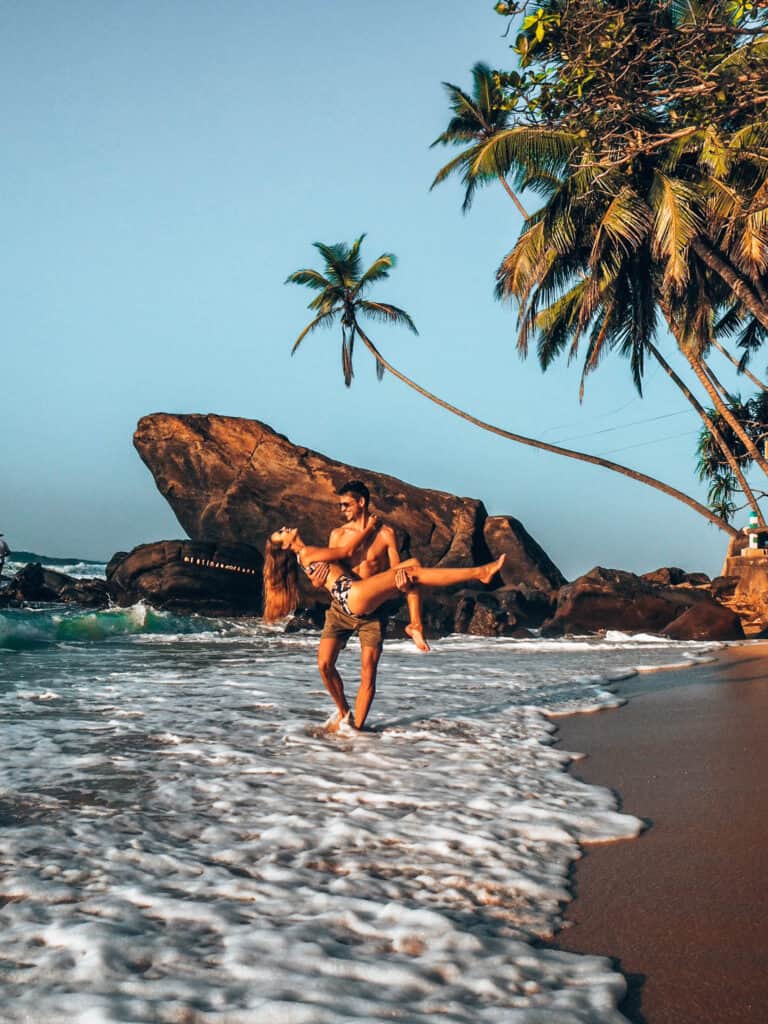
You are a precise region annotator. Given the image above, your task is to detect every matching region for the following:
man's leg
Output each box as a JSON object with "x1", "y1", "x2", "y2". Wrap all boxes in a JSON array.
[
  {"x1": 317, "y1": 637, "x2": 350, "y2": 721},
  {"x1": 354, "y1": 641, "x2": 382, "y2": 730}
]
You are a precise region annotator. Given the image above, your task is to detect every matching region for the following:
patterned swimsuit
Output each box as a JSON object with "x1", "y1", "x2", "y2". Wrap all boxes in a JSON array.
[{"x1": 297, "y1": 555, "x2": 355, "y2": 615}]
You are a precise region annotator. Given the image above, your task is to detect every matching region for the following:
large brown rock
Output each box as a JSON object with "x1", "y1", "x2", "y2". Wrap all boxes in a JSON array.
[
  {"x1": 107, "y1": 540, "x2": 263, "y2": 615},
  {"x1": 663, "y1": 602, "x2": 744, "y2": 641},
  {"x1": 542, "y1": 566, "x2": 740, "y2": 640},
  {"x1": 134, "y1": 414, "x2": 496, "y2": 568},
  {"x1": 484, "y1": 516, "x2": 566, "y2": 593},
  {"x1": 129, "y1": 413, "x2": 571, "y2": 634}
]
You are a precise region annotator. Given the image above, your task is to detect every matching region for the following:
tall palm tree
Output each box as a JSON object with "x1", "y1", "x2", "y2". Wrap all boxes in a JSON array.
[
  {"x1": 495, "y1": 149, "x2": 768, "y2": 522},
  {"x1": 696, "y1": 392, "x2": 768, "y2": 521},
  {"x1": 430, "y1": 62, "x2": 528, "y2": 218},
  {"x1": 287, "y1": 236, "x2": 738, "y2": 536}
]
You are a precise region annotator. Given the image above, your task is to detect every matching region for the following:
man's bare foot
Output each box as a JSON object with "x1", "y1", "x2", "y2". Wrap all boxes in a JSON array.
[
  {"x1": 324, "y1": 709, "x2": 351, "y2": 733},
  {"x1": 479, "y1": 553, "x2": 506, "y2": 585},
  {"x1": 405, "y1": 623, "x2": 431, "y2": 652},
  {"x1": 337, "y1": 710, "x2": 356, "y2": 733}
]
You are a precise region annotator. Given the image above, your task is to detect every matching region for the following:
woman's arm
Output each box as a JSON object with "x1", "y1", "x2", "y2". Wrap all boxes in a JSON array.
[{"x1": 299, "y1": 515, "x2": 379, "y2": 565}]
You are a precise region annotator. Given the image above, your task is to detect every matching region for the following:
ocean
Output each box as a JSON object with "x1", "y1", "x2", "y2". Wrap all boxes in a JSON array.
[{"x1": 0, "y1": 554, "x2": 719, "y2": 1023}]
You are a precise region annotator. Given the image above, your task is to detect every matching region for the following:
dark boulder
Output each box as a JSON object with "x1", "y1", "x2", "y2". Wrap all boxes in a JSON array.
[
  {"x1": 107, "y1": 540, "x2": 263, "y2": 615},
  {"x1": 663, "y1": 602, "x2": 744, "y2": 641},
  {"x1": 483, "y1": 516, "x2": 566, "y2": 593},
  {"x1": 710, "y1": 575, "x2": 739, "y2": 601},
  {"x1": 542, "y1": 566, "x2": 739, "y2": 640},
  {"x1": 642, "y1": 566, "x2": 710, "y2": 587},
  {"x1": 0, "y1": 563, "x2": 109, "y2": 608}
]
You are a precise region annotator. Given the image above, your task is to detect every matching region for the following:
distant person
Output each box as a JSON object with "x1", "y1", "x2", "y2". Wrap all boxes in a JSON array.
[
  {"x1": 263, "y1": 516, "x2": 504, "y2": 729},
  {"x1": 0, "y1": 534, "x2": 9, "y2": 578}
]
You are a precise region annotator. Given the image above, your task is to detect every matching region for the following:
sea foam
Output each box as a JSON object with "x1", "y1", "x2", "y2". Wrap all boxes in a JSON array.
[{"x1": 0, "y1": 615, "x2": 720, "y2": 1022}]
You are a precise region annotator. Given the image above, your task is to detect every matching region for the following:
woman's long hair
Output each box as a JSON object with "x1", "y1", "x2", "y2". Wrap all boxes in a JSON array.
[{"x1": 262, "y1": 539, "x2": 300, "y2": 623}]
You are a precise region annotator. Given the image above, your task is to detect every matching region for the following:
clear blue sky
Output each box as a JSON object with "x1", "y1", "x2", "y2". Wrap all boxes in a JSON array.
[{"x1": 1, "y1": 0, "x2": 757, "y2": 577}]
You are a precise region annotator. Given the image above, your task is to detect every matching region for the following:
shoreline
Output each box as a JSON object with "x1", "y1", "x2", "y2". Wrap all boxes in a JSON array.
[{"x1": 548, "y1": 642, "x2": 768, "y2": 1024}]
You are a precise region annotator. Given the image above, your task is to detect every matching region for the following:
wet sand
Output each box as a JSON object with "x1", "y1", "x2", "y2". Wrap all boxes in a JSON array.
[{"x1": 550, "y1": 644, "x2": 768, "y2": 1024}]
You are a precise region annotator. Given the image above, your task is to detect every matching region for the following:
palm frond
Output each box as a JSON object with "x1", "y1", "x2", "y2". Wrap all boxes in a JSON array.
[
  {"x1": 290, "y1": 309, "x2": 339, "y2": 355},
  {"x1": 430, "y1": 147, "x2": 478, "y2": 191},
  {"x1": 649, "y1": 173, "x2": 702, "y2": 293},
  {"x1": 357, "y1": 301, "x2": 419, "y2": 334},
  {"x1": 346, "y1": 234, "x2": 366, "y2": 284},
  {"x1": 532, "y1": 278, "x2": 590, "y2": 368},
  {"x1": 355, "y1": 254, "x2": 396, "y2": 293},
  {"x1": 736, "y1": 316, "x2": 768, "y2": 358},
  {"x1": 441, "y1": 81, "x2": 484, "y2": 129},
  {"x1": 472, "y1": 128, "x2": 581, "y2": 189},
  {"x1": 313, "y1": 241, "x2": 353, "y2": 286},
  {"x1": 284, "y1": 268, "x2": 332, "y2": 290}
]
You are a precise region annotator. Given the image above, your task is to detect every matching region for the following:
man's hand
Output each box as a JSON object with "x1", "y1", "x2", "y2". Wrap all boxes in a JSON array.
[
  {"x1": 394, "y1": 567, "x2": 415, "y2": 593},
  {"x1": 307, "y1": 562, "x2": 330, "y2": 589}
]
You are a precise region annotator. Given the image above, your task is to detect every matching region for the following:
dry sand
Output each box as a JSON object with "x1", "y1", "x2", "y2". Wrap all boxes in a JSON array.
[{"x1": 550, "y1": 643, "x2": 768, "y2": 1024}]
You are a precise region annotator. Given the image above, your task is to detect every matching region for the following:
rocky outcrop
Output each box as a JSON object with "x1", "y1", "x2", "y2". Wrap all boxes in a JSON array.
[
  {"x1": 128, "y1": 413, "x2": 744, "y2": 639},
  {"x1": 0, "y1": 564, "x2": 109, "y2": 608},
  {"x1": 641, "y1": 566, "x2": 711, "y2": 587},
  {"x1": 134, "y1": 414, "x2": 495, "y2": 569},
  {"x1": 718, "y1": 553, "x2": 768, "y2": 634},
  {"x1": 663, "y1": 601, "x2": 744, "y2": 641},
  {"x1": 129, "y1": 413, "x2": 569, "y2": 631},
  {"x1": 106, "y1": 540, "x2": 263, "y2": 615},
  {"x1": 541, "y1": 566, "x2": 744, "y2": 640},
  {"x1": 483, "y1": 517, "x2": 566, "y2": 593}
]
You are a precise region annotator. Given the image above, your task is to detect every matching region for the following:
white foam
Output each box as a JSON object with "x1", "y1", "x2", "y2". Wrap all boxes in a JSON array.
[{"x1": 0, "y1": 626, "x2": 720, "y2": 1021}]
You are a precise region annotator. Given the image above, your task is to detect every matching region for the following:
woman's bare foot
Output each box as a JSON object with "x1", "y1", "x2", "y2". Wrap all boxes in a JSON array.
[
  {"x1": 405, "y1": 623, "x2": 431, "y2": 652},
  {"x1": 478, "y1": 553, "x2": 506, "y2": 585}
]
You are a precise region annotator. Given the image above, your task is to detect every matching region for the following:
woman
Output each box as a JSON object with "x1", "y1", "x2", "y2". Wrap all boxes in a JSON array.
[{"x1": 263, "y1": 518, "x2": 506, "y2": 632}]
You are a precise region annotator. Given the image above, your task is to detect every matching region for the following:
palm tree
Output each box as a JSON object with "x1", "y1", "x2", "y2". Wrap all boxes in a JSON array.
[
  {"x1": 285, "y1": 235, "x2": 417, "y2": 386},
  {"x1": 494, "y1": 150, "x2": 768, "y2": 523},
  {"x1": 697, "y1": 392, "x2": 768, "y2": 520},
  {"x1": 287, "y1": 236, "x2": 738, "y2": 536},
  {"x1": 430, "y1": 62, "x2": 528, "y2": 218}
]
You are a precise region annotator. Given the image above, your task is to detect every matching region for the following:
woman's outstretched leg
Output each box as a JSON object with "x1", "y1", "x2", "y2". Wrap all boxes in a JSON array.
[
  {"x1": 410, "y1": 553, "x2": 505, "y2": 589},
  {"x1": 346, "y1": 555, "x2": 506, "y2": 618}
]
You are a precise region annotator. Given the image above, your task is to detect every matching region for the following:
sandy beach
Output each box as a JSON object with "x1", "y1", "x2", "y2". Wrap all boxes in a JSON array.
[{"x1": 551, "y1": 643, "x2": 768, "y2": 1024}]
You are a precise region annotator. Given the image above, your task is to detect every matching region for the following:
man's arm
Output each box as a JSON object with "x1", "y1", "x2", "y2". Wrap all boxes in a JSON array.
[
  {"x1": 381, "y1": 525, "x2": 401, "y2": 569},
  {"x1": 302, "y1": 516, "x2": 378, "y2": 564}
]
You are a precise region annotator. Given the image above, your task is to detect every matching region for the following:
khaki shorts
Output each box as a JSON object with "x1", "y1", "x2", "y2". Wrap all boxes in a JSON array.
[{"x1": 321, "y1": 601, "x2": 384, "y2": 649}]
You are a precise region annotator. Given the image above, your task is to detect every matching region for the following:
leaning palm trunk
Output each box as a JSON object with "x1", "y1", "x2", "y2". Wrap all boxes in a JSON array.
[
  {"x1": 711, "y1": 338, "x2": 768, "y2": 394},
  {"x1": 354, "y1": 325, "x2": 738, "y2": 537},
  {"x1": 690, "y1": 238, "x2": 768, "y2": 333},
  {"x1": 649, "y1": 341, "x2": 765, "y2": 526},
  {"x1": 683, "y1": 349, "x2": 768, "y2": 479}
]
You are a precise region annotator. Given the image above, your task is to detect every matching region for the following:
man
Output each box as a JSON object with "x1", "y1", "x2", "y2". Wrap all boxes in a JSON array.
[
  {"x1": 311, "y1": 480, "x2": 427, "y2": 731},
  {"x1": 0, "y1": 534, "x2": 9, "y2": 578}
]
